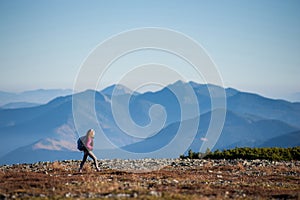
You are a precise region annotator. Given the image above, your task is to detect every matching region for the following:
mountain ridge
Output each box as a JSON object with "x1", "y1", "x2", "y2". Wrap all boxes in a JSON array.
[
  {"x1": 0, "y1": 82, "x2": 299, "y2": 164},
  {"x1": 0, "y1": 89, "x2": 73, "y2": 107}
]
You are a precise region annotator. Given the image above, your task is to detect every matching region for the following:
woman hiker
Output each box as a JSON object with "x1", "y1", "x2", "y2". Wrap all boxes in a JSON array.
[{"x1": 78, "y1": 129, "x2": 100, "y2": 172}]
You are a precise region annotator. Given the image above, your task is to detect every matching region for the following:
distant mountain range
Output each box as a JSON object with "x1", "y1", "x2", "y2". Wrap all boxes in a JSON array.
[
  {"x1": 259, "y1": 131, "x2": 300, "y2": 147},
  {"x1": 1, "y1": 102, "x2": 41, "y2": 109},
  {"x1": 0, "y1": 82, "x2": 299, "y2": 165},
  {"x1": 287, "y1": 92, "x2": 300, "y2": 102},
  {"x1": 0, "y1": 89, "x2": 73, "y2": 107}
]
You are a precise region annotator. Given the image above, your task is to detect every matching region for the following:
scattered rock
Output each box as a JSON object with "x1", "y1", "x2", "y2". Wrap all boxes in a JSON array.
[
  {"x1": 149, "y1": 190, "x2": 161, "y2": 197},
  {"x1": 0, "y1": 159, "x2": 299, "y2": 199}
]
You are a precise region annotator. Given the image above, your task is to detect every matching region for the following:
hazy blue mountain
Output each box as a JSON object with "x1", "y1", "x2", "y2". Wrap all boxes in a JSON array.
[
  {"x1": 189, "y1": 82, "x2": 300, "y2": 128},
  {"x1": 0, "y1": 90, "x2": 142, "y2": 158},
  {"x1": 0, "y1": 89, "x2": 73, "y2": 107},
  {"x1": 128, "y1": 80, "x2": 214, "y2": 126},
  {"x1": 0, "y1": 138, "x2": 81, "y2": 165},
  {"x1": 287, "y1": 92, "x2": 300, "y2": 103},
  {"x1": 190, "y1": 82, "x2": 300, "y2": 128},
  {"x1": 101, "y1": 84, "x2": 139, "y2": 97},
  {"x1": 0, "y1": 81, "x2": 300, "y2": 164},
  {"x1": 123, "y1": 109, "x2": 298, "y2": 154},
  {"x1": 2, "y1": 113, "x2": 298, "y2": 165},
  {"x1": 213, "y1": 113, "x2": 298, "y2": 150},
  {"x1": 227, "y1": 91, "x2": 300, "y2": 128},
  {"x1": 122, "y1": 121, "x2": 181, "y2": 153},
  {"x1": 0, "y1": 91, "x2": 15, "y2": 101},
  {"x1": 259, "y1": 131, "x2": 300, "y2": 148},
  {"x1": 0, "y1": 95, "x2": 75, "y2": 156},
  {"x1": 0, "y1": 94, "x2": 73, "y2": 129},
  {"x1": 128, "y1": 88, "x2": 181, "y2": 126},
  {"x1": 1, "y1": 102, "x2": 40, "y2": 109}
]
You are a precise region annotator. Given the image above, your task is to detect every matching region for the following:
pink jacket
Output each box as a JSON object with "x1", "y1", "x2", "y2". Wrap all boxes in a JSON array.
[{"x1": 85, "y1": 136, "x2": 94, "y2": 151}]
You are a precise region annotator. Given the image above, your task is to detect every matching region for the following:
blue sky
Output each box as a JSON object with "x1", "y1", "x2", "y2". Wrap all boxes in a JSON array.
[{"x1": 0, "y1": 0, "x2": 299, "y2": 100}]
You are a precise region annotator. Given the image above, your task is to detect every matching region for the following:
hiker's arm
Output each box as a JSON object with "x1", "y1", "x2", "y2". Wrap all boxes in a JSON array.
[{"x1": 86, "y1": 137, "x2": 93, "y2": 151}]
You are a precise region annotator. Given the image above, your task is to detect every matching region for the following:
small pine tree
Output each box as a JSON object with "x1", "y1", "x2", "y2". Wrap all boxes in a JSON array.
[
  {"x1": 205, "y1": 148, "x2": 211, "y2": 155},
  {"x1": 188, "y1": 149, "x2": 193, "y2": 159}
]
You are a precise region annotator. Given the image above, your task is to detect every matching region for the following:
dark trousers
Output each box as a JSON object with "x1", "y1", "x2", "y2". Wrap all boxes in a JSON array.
[{"x1": 79, "y1": 149, "x2": 99, "y2": 170}]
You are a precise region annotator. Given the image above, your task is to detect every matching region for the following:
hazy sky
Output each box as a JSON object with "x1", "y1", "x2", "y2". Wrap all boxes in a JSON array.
[{"x1": 0, "y1": 0, "x2": 299, "y2": 100}]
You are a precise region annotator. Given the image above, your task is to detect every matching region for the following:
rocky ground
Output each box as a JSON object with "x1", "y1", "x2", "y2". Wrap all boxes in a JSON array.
[{"x1": 0, "y1": 159, "x2": 299, "y2": 199}]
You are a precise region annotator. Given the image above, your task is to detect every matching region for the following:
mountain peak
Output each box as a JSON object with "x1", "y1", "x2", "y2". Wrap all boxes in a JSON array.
[{"x1": 101, "y1": 84, "x2": 139, "y2": 97}]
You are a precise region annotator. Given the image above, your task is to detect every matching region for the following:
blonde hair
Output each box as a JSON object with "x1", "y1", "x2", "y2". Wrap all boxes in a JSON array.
[{"x1": 86, "y1": 129, "x2": 95, "y2": 138}]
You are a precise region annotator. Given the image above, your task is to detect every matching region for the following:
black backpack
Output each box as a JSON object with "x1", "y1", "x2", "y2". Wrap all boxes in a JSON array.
[{"x1": 77, "y1": 137, "x2": 85, "y2": 151}]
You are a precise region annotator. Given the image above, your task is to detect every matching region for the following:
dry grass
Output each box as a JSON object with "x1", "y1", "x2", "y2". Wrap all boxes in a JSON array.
[{"x1": 0, "y1": 160, "x2": 299, "y2": 199}]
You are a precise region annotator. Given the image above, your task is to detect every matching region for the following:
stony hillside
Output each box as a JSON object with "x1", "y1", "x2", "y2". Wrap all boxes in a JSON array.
[{"x1": 0, "y1": 159, "x2": 299, "y2": 199}]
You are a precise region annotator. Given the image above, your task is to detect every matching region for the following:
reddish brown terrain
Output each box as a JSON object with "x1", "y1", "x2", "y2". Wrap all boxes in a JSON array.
[{"x1": 0, "y1": 159, "x2": 299, "y2": 199}]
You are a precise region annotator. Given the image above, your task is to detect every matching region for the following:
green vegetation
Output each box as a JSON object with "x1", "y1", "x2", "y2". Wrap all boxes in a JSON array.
[
  {"x1": 180, "y1": 149, "x2": 208, "y2": 159},
  {"x1": 181, "y1": 147, "x2": 300, "y2": 161}
]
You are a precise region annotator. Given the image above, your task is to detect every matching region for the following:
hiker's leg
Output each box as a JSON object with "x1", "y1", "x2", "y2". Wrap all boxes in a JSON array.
[
  {"x1": 79, "y1": 151, "x2": 88, "y2": 171},
  {"x1": 88, "y1": 151, "x2": 99, "y2": 171}
]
